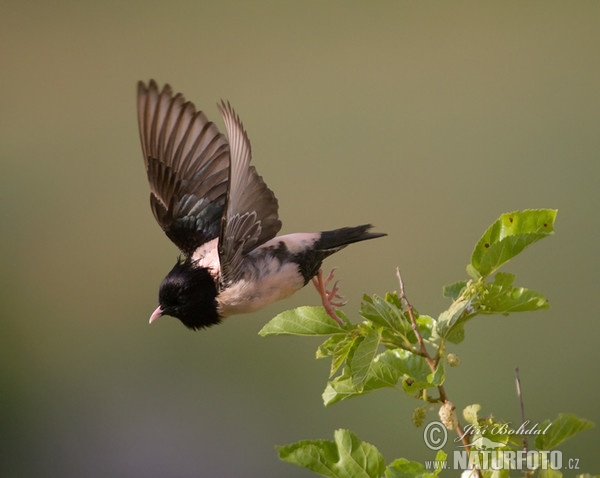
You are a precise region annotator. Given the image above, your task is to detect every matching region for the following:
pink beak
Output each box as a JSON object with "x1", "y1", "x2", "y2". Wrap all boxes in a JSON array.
[{"x1": 149, "y1": 306, "x2": 164, "y2": 324}]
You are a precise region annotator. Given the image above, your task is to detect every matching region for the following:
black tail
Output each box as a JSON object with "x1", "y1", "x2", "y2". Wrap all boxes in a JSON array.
[
  {"x1": 296, "y1": 225, "x2": 386, "y2": 284},
  {"x1": 316, "y1": 224, "x2": 386, "y2": 251}
]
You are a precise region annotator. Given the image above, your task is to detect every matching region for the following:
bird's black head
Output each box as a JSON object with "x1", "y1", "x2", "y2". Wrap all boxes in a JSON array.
[{"x1": 152, "y1": 259, "x2": 220, "y2": 330}]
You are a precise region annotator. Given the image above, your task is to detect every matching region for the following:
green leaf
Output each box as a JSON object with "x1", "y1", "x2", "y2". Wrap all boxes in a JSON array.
[
  {"x1": 470, "y1": 209, "x2": 557, "y2": 278},
  {"x1": 259, "y1": 306, "x2": 345, "y2": 336},
  {"x1": 537, "y1": 468, "x2": 563, "y2": 478},
  {"x1": 466, "y1": 263, "x2": 482, "y2": 280},
  {"x1": 385, "y1": 291, "x2": 403, "y2": 309},
  {"x1": 436, "y1": 297, "x2": 474, "y2": 344},
  {"x1": 444, "y1": 323, "x2": 465, "y2": 344},
  {"x1": 350, "y1": 327, "x2": 382, "y2": 390},
  {"x1": 437, "y1": 271, "x2": 549, "y2": 344},
  {"x1": 433, "y1": 450, "x2": 447, "y2": 466},
  {"x1": 442, "y1": 281, "x2": 468, "y2": 300},
  {"x1": 463, "y1": 404, "x2": 481, "y2": 426},
  {"x1": 317, "y1": 334, "x2": 361, "y2": 377},
  {"x1": 481, "y1": 469, "x2": 511, "y2": 478},
  {"x1": 427, "y1": 361, "x2": 444, "y2": 387},
  {"x1": 386, "y1": 349, "x2": 438, "y2": 388},
  {"x1": 278, "y1": 429, "x2": 386, "y2": 478},
  {"x1": 385, "y1": 451, "x2": 446, "y2": 477},
  {"x1": 535, "y1": 413, "x2": 595, "y2": 450},
  {"x1": 322, "y1": 372, "x2": 361, "y2": 405},
  {"x1": 360, "y1": 294, "x2": 409, "y2": 334},
  {"x1": 317, "y1": 335, "x2": 344, "y2": 358},
  {"x1": 476, "y1": 272, "x2": 549, "y2": 314},
  {"x1": 323, "y1": 349, "x2": 433, "y2": 405},
  {"x1": 416, "y1": 315, "x2": 435, "y2": 341},
  {"x1": 385, "y1": 458, "x2": 435, "y2": 477}
]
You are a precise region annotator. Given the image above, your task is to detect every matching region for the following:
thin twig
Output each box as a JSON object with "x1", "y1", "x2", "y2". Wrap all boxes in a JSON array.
[
  {"x1": 396, "y1": 267, "x2": 479, "y2": 476},
  {"x1": 515, "y1": 368, "x2": 533, "y2": 477},
  {"x1": 515, "y1": 367, "x2": 528, "y2": 451},
  {"x1": 396, "y1": 267, "x2": 429, "y2": 359}
]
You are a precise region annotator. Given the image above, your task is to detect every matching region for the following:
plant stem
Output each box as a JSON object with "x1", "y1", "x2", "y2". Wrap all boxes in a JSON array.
[
  {"x1": 396, "y1": 268, "x2": 481, "y2": 476},
  {"x1": 396, "y1": 268, "x2": 429, "y2": 359},
  {"x1": 516, "y1": 367, "x2": 534, "y2": 478}
]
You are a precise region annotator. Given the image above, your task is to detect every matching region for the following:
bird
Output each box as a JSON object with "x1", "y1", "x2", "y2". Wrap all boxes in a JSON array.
[{"x1": 137, "y1": 80, "x2": 386, "y2": 330}]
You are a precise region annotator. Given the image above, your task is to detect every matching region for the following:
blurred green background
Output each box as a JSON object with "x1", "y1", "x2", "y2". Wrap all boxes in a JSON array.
[{"x1": 2, "y1": 2, "x2": 599, "y2": 476}]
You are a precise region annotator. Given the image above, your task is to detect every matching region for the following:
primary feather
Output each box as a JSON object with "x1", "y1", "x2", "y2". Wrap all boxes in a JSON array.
[{"x1": 137, "y1": 80, "x2": 229, "y2": 256}]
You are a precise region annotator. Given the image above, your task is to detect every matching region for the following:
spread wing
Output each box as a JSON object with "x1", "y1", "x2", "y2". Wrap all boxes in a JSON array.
[
  {"x1": 217, "y1": 101, "x2": 281, "y2": 285},
  {"x1": 137, "y1": 80, "x2": 230, "y2": 257}
]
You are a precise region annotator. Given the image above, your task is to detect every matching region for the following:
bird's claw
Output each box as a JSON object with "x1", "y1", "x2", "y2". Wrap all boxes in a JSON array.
[{"x1": 312, "y1": 268, "x2": 347, "y2": 325}]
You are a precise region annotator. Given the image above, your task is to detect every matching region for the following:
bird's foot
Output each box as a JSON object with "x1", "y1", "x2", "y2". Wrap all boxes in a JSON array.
[{"x1": 311, "y1": 268, "x2": 347, "y2": 325}]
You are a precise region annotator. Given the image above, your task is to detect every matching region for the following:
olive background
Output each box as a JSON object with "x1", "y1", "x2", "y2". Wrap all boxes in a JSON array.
[{"x1": 2, "y1": 2, "x2": 599, "y2": 476}]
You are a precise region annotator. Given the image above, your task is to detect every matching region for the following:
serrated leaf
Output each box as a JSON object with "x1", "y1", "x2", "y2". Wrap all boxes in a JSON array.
[
  {"x1": 444, "y1": 323, "x2": 465, "y2": 344},
  {"x1": 385, "y1": 291, "x2": 403, "y2": 309},
  {"x1": 416, "y1": 315, "x2": 435, "y2": 340},
  {"x1": 387, "y1": 349, "x2": 436, "y2": 388},
  {"x1": 350, "y1": 327, "x2": 382, "y2": 389},
  {"x1": 463, "y1": 404, "x2": 481, "y2": 426},
  {"x1": 317, "y1": 335, "x2": 345, "y2": 358},
  {"x1": 434, "y1": 450, "x2": 447, "y2": 470},
  {"x1": 331, "y1": 338, "x2": 359, "y2": 377},
  {"x1": 323, "y1": 373, "x2": 360, "y2": 405},
  {"x1": 278, "y1": 429, "x2": 386, "y2": 478},
  {"x1": 385, "y1": 453, "x2": 445, "y2": 477},
  {"x1": 259, "y1": 306, "x2": 345, "y2": 336},
  {"x1": 471, "y1": 209, "x2": 557, "y2": 278},
  {"x1": 436, "y1": 298, "x2": 474, "y2": 344},
  {"x1": 323, "y1": 349, "x2": 433, "y2": 405},
  {"x1": 535, "y1": 413, "x2": 595, "y2": 450},
  {"x1": 384, "y1": 458, "x2": 432, "y2": 477},
  {"x1": 477, "y1": 273, "x2": 549, "y2": 314},
  {"x1": 427, "y1": 361, "x2": 445, "y2": 386},
  {"x1": 443, "y1": 281, "x2": 468, "y2": 300},
  {"x1": 360, "y1": 294, "x2": 409, "y2": 333},
  {"x1": 318, "y1": 334, "x2": 361, "y2": 377},
  {"x1": 438, "y1": 271, "x2": 549, "y2": 344}
]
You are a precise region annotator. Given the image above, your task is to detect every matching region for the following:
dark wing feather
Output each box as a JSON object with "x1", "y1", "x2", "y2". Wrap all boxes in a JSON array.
[
  {"x1": 217, "y1": 101, "x2": 281, "y2": 284},
  {"x1": 137, "y1": 80, "x2": 230, "y2": 256}
]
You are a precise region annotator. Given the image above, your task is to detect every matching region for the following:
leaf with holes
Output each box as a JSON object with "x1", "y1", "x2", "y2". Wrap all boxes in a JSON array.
[{"x1": 470, "y1": 209, "x2": 557, "y2": 278}]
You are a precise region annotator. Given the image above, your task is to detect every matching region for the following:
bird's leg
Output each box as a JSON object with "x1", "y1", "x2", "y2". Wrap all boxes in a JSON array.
[{"x1": 311, "y1": 268, "x2": 347, "y2": 325}]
